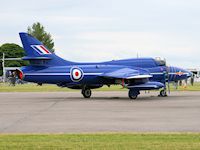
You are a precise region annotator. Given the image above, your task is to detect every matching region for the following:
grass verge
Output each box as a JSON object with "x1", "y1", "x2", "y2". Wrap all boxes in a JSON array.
[
  {"x1": 0, "y1": 83, "x2": 200, "y2": 92},
  {"x1": 0, "y1": 133, "x2": 199, "y2": 150},
  {"x1": 0, "y1": 83, "x2": 126, "y2": 92}
]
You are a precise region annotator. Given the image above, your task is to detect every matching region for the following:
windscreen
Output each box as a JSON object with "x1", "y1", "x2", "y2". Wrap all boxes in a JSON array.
[{"x1": 154, "y1": 57, "x2": 166, "y2": 66}]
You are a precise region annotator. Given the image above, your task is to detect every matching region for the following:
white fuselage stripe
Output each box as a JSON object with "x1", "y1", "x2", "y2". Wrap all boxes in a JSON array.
[
  {"x1": 24, "y1": 72, "x2": 188, "y2": 76},
  {"x1": 24, "y1": 73, "x2": 103, "y2": 76},
  {"x1": 151, "y1": 73, "x2": 188, "y2": 75},
  {"x1": 151, "y1": 73, "x2": 163, "y2": 75}
]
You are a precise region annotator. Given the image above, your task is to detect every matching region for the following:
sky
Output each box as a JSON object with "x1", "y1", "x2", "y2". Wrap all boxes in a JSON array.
[{"x1": 0, "y1": 0, "x2": 200, "y2": 68}]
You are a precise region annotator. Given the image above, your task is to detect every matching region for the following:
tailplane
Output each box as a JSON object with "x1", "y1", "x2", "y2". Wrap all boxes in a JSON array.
[{"x1": 19, "y1": 32, "x2": 73, "y2": 66}]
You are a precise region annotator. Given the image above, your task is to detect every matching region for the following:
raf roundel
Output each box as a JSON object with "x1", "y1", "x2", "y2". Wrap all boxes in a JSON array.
[{"x1": 70, "y1": 67, "x2": 84, "y2": 82}]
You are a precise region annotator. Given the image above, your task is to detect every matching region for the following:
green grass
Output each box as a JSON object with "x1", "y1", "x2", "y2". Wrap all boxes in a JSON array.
[
  {"x1": 0, "y1": 82, "x2": 200, "y2": 92},
  {"x1": 0, "y1": 83, "x2": 126, "y2": 92},
  {"x1": 175, "y1": 83, "x2": 200, "y2": 91},
  {"x1": 0, "y1": 133, "x2": 199, "y2": 150},
  {"x1": 0, "y1": 83, "x2": 74, "y2": 92}
]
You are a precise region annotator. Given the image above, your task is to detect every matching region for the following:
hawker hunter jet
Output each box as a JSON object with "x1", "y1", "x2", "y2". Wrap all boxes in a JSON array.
[{"x1": 16, "y1": 33, "x2": 192, "y2": 99}]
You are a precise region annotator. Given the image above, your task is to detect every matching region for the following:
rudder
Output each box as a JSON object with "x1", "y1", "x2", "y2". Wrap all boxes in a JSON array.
[{"x1": 19, "y1": 32, "x2": 73, "y2": 66}]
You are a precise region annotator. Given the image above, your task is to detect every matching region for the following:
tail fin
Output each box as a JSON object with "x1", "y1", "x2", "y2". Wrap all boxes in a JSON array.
[{"x1": 19, "y1": 32, "x2": 73, "y2": 66}]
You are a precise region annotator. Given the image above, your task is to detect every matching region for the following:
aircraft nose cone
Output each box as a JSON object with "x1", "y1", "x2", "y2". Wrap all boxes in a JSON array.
[
  {"x1": 186, "y1": 70, "x2": 193, "y2": 78},
  {"x1": 168, "y1": 66, "x2": 192, "y2": 81},
  {"x1": 179, "y1": 68, "x2": 192, "y2": 78}
]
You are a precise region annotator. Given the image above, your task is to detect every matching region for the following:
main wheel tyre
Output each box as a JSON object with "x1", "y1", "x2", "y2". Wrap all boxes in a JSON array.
[
  {"x1": 82, "y1": 89, "x2": 92, "y2": 98},
  {"x1": 160, "y1": 89, "x2": 167, "y2": 97},
  {"x1": 128, "y1": 90, "x2": 139, "y2": 100}
]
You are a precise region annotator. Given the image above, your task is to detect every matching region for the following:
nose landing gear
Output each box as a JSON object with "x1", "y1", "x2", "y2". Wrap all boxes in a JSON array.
[{"x1": 159, "y1": 89, "x2": 167, "y2": 97}]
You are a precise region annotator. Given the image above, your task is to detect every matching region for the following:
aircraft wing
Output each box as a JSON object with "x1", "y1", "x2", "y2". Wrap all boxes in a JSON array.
[
  {"x1": 100, "y1": 68, "x2": 152, "y2": 79},
  {"x1": 100, "y1": 68, "x2": 164, "y2": 90}
]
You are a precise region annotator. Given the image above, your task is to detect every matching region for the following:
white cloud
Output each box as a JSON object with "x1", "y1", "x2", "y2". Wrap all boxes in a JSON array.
[
  {"x1": 0, "y1": 0, "x2": 200, "y2": 68},
  {"x1": 54, "y1": 31, "x2": 200, "y2": 68},
  {"x1": 45, "y1": 16, "x2": 111, "y2": 24}
]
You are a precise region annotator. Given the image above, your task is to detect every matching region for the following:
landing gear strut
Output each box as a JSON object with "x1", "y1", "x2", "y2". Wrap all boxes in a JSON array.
[
  {"x1": 159, "y1": 89, "x2": 167, "y2": 97},
  {"x1": 128, "y1": 89, "x2": 140, "y2": 100},
  {"x1": 81, "y1": 88, "x2": 92, "y2": 98}
]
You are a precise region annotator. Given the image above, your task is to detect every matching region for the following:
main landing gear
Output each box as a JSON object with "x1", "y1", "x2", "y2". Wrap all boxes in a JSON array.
[
  {"x1": 128, "y1": 89, "x2": 140, "y2": 100},
  {"x1": 81, "y1": 88, "x2": 92, "y2": 98}
]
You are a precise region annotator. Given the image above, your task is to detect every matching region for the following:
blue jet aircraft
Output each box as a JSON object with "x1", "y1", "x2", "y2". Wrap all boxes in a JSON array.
[{"x1": 16, "y1": 33, "x2": 192, "y2": 99}]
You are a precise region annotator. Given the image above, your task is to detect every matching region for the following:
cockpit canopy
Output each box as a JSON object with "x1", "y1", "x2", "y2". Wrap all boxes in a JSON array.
[{"x1": 154, "y1": 57, "x2": 166, "y2": 66}]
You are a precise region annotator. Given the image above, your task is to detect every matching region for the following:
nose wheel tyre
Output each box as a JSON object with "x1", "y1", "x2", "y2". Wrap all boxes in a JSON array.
[
  {"x1": 82, "y1": 88, "x2": 92, "y2": 98},
  {"x1": 159, "y1": 89, "x2": 167, "y2": 97}
]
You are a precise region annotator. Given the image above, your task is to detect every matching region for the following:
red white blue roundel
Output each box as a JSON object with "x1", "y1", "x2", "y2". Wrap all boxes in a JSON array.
[{"x1": 70, "y1": 67, "x2": 84, "y2": 82}]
